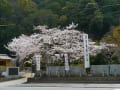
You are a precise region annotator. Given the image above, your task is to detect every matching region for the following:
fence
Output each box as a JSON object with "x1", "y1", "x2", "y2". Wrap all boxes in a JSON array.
[{"x1": 46, "y1": 65, "x2": 120, "y2": 76}]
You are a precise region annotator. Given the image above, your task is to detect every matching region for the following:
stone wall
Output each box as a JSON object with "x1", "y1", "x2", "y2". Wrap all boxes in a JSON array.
[{"x1": 46, "y1": 65, "x2": 120, "y2": 76}]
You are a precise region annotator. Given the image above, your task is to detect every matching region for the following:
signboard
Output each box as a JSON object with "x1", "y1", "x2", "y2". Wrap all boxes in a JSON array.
[
  {"x1": 35, "y1": 54, "x2": 41, "y2": 71},
  {"x1": 83, "y1": 34, "x2": 90, "y2": 68},
  {"x1": 64, "y1": 53, "x2": 70, "y2": 71},
  {"x1": 8, "y1": 67, "x2": 19, "y2": 75}
]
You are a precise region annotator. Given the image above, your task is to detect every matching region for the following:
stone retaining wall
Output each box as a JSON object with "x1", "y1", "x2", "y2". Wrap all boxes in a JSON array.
[{"x1": 46, "y1": 65, "x2": 120, "y2": 76}]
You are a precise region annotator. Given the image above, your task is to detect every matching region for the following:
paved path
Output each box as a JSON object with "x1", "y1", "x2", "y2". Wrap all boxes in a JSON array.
[
  {"x1": 0, "y1": 87, "x2": 117, "y2": 90},
  {"x1": 15, "y1": 83, "x2": 120, "y2": 88},
  {"x1": 0, "y1": 78, "x2": 27, "y2": 87}
]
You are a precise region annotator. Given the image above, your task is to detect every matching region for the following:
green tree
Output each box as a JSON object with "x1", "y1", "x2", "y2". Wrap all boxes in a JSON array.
[
  {"x1": 90, "y1": 53, "x2": 107, "y2": 65},
  {"x1": 29, "y1": 9, "x2": 59, "y2": 27},
  {"x1": 102, "y1": 26, "x2": 120, "y2": 47},
  {"x1": 17, "y1": 0, "x2": 37, "y2": 15},
  {"x1": 0, "y1": 0, "x2": 13, "y2": 23},
  {"x1": 77, "y1": 0, "x2": 104, "y2": 40}
]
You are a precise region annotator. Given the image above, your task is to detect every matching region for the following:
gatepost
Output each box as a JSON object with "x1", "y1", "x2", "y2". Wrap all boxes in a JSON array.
[
  {"x1": 83, "y1": 34, "x2": 91, "y2": 76},
  {"x1": 64, "y1": 53, "x2": 70, "y2": 76},
  {"x1": 34, "y1": 53, "x2": 41, "y2": 78}
]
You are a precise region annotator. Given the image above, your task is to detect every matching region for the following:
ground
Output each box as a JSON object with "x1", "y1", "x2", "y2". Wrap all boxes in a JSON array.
[{"x1": 0, "y1": 87, "x2": 117, "y2": 90}]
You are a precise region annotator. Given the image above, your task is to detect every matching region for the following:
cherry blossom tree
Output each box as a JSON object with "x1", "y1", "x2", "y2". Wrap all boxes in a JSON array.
[{"x1": 6, "y1": 23, "x2": 113, "y2": 64}]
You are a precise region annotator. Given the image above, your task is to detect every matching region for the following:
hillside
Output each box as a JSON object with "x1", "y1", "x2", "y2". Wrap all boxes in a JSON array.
[{"x1": 0, "y1": 0, "x2": 120, "y2": 54}]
